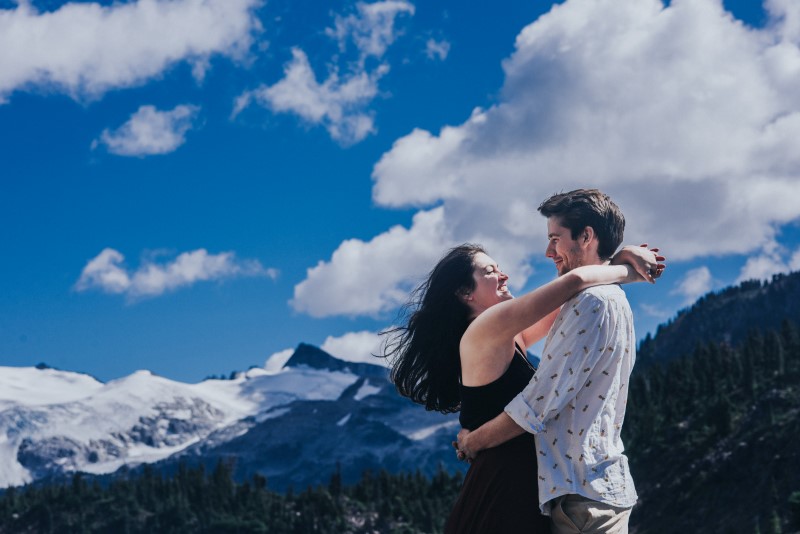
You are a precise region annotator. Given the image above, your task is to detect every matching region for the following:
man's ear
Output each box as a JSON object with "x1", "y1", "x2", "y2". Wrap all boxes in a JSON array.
[{"x1": 581, "y1": 226, "x2": 596, "y2": 248}]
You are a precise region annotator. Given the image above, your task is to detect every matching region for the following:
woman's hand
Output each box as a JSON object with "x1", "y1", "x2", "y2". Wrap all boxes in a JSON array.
[
  {"x1": 612, "y1": 244, "x2": 666, "y2": 283},
  {"x1": 453, "y1": 428, "x2": 477, "y2": 462}
]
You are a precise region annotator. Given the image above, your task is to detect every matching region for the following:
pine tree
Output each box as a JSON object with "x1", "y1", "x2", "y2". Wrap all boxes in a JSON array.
[
  {"x1": 211, "y1": 459, "x2": 236, "y2": 511},
  {"x1": 709, "y1": 393, "x2": 733, "y2": 435},
  {"x1": 765, "y1": 330, "x2": 785, "y2": 379},
  {"x1": 741, "y1": 341, "x2": 758, "y2": 401},
  {"x1": 328, "y1": 461, "x2": 342, "y2": 500},
  {"x1": 781, "y1": 320, "x2": 800, "y2": 376},
  {"x1": 768, "y1": 507, "x2": 783, "y2": 534},
  {"x1": 788, "y1": 491, "x2": 800, "y2": 529}
]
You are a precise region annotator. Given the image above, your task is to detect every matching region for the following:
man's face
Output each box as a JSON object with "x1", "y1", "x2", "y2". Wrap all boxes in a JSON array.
[{"x1": 545, "y1": 217, "x2": 585, "y2": 276}]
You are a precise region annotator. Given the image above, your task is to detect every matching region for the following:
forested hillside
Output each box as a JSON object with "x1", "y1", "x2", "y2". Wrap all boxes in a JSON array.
[
  {"x1": 637, "y1": 271, "x2": 800, "y2": 367},
  {"x1": 626, "y1": 320, "x2": 800, "y2": 533},
  {"x1": 624, "y1": 272, "x2": 800, "y2": 533}
]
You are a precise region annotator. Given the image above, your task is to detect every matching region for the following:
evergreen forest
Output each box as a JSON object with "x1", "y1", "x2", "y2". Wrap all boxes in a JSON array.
[
  {"x1": 0, "y1": 462, "x2": 463, "y2": 533},
  {"x1": 626, "y1": 319, "x2": 800, "y2": 533}
]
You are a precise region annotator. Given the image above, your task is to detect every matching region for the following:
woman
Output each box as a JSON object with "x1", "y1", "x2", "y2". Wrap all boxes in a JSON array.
[{"x1": 382, "y1": 243, "x2": 661, "y2": 532}]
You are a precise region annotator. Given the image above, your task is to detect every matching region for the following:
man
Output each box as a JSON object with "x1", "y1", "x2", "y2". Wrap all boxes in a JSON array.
[{"x1": 457, "y1": 189, "x2": 661, "y2": 533}]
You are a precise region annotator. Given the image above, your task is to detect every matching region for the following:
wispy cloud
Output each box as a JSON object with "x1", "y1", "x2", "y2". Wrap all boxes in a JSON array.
[
  {"x1": 94, "y1": 105, "x2": 200, "y2": 156},
  {"x1": 672, "y1": 266, "x2": 714, "y2": 306},
  {"x1": 0, "y1": 0, "x2": 261, "y2": 103},
  {"x1": 292, "y1": 0, "x2": 800, "y2": 317},
  {"x1": 75, "y1": 248, "x2": 277, "y2": 300},
  {"x1": 234, "y1": 49, "x2": 386, "y2": 145},
  {"x1": 234, "y1": 1, "x2": 414, "y2": 145},
  {"x1": 425, "y1": 38, "x2": 450, "y2": 61},
  {"x1": 640, "y1": 303, "x2": 672, "y2": 320},
  {"x1": 326, "y1": 0, "x2": 415, "y2": 63}
]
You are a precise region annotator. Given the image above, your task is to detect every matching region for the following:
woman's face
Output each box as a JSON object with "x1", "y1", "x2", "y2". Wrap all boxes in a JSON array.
[{"x1": 466, "y1": 252, "x2": 513, "y2": 316}]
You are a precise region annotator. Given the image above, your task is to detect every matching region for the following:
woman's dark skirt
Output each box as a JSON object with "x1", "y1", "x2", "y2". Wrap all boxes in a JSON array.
[{"x1": 445, "y1": 433, "x2": 551, "y2": 534}]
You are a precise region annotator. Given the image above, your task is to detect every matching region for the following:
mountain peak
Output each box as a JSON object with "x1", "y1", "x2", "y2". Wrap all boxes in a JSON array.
[
  {"x1": 284, "y1": 343, "x2": 341, "y2": 371},
  {"x1": 283, "y1": 343, "x2": 388, "y2": 379}
]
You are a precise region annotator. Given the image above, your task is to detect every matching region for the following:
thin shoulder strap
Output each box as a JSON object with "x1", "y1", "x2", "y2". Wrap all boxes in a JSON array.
[{"x1": 514, "y1": 342, "x2": 536, "y2": 372}]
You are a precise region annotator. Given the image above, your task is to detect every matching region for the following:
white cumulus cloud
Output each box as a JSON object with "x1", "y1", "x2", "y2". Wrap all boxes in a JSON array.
[
  {"x1": 94, "y1": 104, "x2": 200, "y2": 156},
  {"x1": 264, "y1": 348, "x2": 295, "y2": 374},
  {"x1": 75, "y1": 248, "x2": 277, "y2": 300},
  {"x1": 290, "y1": 208, "x2": 454, "y2": 317},
  {"x1": 263, "y1": 330, "x2": 389, "y2": 373},
  {"x1": 74, "y1": 248, "x2": 132, "y2": 294},
  {"x1": 292, "y1": 0, "x2": 800, "y2": 317},
  {"x1": 672, "y1": 266, "x2": 714, "y2": 305},
  {"x1": 737, "y1": 242, "x2": 800, "y2": 282},
  {"x1": 321, "y1": 330, "x2": 389, "y2": 367},
  {"x1": 234, "y1": 1, "x2": 413, "y2": 145},
  {"x1": 0, "y1": 0, "x2": 261, "y2": 103},
  {"x1": 792, "y1": 248, "x2": 800, "y2": 271}
]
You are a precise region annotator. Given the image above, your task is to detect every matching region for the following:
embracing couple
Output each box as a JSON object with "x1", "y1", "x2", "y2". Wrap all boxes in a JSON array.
[{"x1": 383, "y1": 189, "x2": 665, "y2": 533}]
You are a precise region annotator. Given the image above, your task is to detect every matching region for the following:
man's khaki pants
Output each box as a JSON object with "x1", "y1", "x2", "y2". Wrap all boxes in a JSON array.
[{"x1": 550, "y1": 494, "x2": 632, "y2": 534}]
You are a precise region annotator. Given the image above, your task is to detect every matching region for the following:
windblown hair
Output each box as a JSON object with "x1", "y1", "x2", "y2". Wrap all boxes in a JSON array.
[
  {"x1": 380, "y1": 244, "x2": 485, "y2": 413},
  {"x1": 538, "y1": 188, "x2": 625, "y2": 259}
]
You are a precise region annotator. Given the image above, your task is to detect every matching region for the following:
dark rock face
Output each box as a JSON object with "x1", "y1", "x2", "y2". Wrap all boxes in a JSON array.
[
  {"x1": 284, "y1": 343, "x2": 389, "y2": 379},
  {"x1": 126, "y1": 398, "x2": 227, "y2": 447},
  {"x1": 17, "y1": 437, "x2": 81, "y2": 476}
]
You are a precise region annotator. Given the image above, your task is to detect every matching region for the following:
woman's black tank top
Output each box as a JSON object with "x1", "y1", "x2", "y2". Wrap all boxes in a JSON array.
[{"x1": 459, "y1": 347, "x2": 535, "y2": 431}]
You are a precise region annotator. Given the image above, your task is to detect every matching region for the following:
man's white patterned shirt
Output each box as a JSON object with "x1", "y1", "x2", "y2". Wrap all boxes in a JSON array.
[{"x1": 505, "y1": 284, "x2": 638, "y2": 515}]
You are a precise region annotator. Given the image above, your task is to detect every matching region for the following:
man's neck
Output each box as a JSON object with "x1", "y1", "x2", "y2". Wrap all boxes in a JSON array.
[{"x1": 580, "y1": 253, "x2": 604, "y2": 267}]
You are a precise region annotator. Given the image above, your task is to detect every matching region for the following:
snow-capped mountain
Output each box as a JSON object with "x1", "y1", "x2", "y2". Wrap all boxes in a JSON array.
[{"x1": 0, "y1": 344, "x2": 462, "y2": 490}]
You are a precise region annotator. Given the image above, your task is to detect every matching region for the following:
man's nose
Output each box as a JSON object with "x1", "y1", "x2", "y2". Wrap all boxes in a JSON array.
[{"x1": 545, "y1": 242, "x2": 555, "y2": 257}]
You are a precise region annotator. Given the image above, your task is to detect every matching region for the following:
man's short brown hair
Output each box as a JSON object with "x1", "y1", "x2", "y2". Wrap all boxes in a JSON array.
[{"x1": 538, "y1": 189, "x2": 625, "y2": 260}]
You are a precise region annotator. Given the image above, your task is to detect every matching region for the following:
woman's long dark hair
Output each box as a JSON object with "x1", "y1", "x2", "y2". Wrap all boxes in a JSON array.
[{"x1": 381, "y1": 244, "x2": 485, "y2": 413}]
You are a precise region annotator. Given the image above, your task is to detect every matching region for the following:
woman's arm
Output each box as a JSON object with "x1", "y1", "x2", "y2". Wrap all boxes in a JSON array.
[
  {"x1": 518, "y1": 308, "x2": 560, "y2": 349},
  {"x1": 516, "y1": 246, "x2": 663, "y2": 347},
  {"x1": 466, "y1": 262, "x2": 647, "y2": 348}
]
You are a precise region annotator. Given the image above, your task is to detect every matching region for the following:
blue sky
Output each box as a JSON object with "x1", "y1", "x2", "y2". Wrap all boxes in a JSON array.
[{"x1": 2, "y1": 0, "x2": 799, "y2": 382}]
